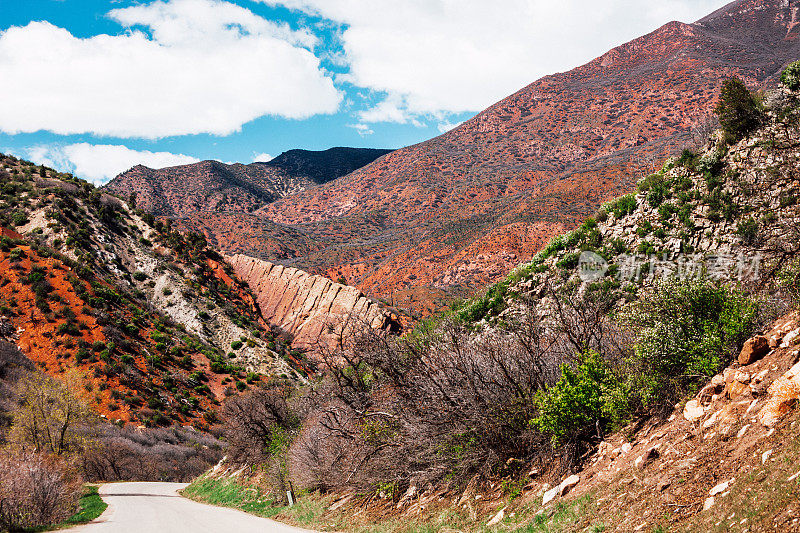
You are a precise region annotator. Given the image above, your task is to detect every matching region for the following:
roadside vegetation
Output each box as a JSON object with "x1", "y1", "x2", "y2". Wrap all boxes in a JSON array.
[{"x1": 178, "y1": 69, "x2": 800, "y2": 531}]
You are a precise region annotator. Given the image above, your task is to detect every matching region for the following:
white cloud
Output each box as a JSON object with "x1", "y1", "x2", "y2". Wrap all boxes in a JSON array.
[
  {"x1": 348, "y1": 123, "x2": 374, "y2": 136},
  {"x1": 437, "y1": 121, "x2": 463, "y2": 134},
  {"x1": 28, "y1": 143, "x2": 199, "y2": 184},
  {"x1": 264, "y1": 0, "x2": 731, "y2": 122},
  {"x1": 0, "y1": 0, "x2": 342, "y2": 138},
  {"x1": 252, "y1": 152, "x2": 274, "y2": 162}
]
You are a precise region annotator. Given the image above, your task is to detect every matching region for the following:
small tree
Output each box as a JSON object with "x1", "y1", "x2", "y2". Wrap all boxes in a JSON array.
[
  {"x1": 10, "y1": 371, "x2": 92, "y2": 455},
  {"x1": 714, "y1": 77, "x2": 762, "y2": 144}
]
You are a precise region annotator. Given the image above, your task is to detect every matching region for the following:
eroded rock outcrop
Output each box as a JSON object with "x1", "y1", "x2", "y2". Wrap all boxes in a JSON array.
[{"x1": 226, "y1": 254, "x2": 400, "y2": 352}]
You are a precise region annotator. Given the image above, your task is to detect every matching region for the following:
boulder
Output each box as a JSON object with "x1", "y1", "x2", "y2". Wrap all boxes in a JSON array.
[
  {"x1": 738, "y1": 335, "x2": 770, "y2": 365},
  {"x1": 759, "y1": 361, "x2": 800, "y2": 427},
  {"x1": 542, "y1": 485, "x2": 559, "y2": 506},
  {"x1": 559, "y1": 474, "x2": 580, "y2": 496},
  {"x1": 634, "y1": 447, "x2": 660, "y2": 469},
  {"x1": 684, "y1": 400, "x2": 704, "y2": 422}
]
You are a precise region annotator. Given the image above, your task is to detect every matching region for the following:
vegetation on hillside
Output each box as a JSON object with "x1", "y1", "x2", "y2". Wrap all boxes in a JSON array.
[{"x1": 189, "y1": 71, "x2": 800, "y2": 532}]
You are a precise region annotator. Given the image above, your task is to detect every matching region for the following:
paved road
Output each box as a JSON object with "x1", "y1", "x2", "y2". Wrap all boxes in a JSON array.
[{"x1": 70, "y1": 482, "x2": 315, "y2": 533}]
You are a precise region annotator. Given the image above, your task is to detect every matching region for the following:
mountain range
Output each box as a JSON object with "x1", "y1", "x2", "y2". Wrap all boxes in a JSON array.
[{"x1": 107, "y1": 0, "x2": 800, "y2": 315}]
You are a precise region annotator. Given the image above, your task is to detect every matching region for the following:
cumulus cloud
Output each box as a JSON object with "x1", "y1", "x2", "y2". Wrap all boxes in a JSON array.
[
  {"x1": 264, "y1": 0, "x2": 730, "y2": 122},
  {"x1": 252, "y1": 152, "x2": 274, "y2": 162},
  {"x1": 0, "y1": 0, "x2": 342, "y2": 138},
  {"x1": 28, "y1": 144, "x2": 200, "y2": 184}
]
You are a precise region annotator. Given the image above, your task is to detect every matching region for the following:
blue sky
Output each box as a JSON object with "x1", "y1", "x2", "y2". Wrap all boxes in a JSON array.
[{"x1": 0, "y1": 0, "x2": 731, "y2": 184}]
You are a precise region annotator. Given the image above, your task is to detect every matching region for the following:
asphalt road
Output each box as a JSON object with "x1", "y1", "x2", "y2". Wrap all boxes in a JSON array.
[{"x1": 70, "y1": 482, "x2": 315, "y2": 533}]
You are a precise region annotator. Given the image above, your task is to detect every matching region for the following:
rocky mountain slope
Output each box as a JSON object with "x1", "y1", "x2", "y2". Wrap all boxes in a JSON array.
[
  {"x1": 214, "y1": 0, "x2": 800, "y2": 310},
  {"x1": 104, "y1": 148, "x2": 391, "y2": 259},
  {"x1": 186, "y1": 85, "x2": 800, "y2": 531},
  {"x1": 0, "y1": 153, "x2": 395, "y2": 430}
]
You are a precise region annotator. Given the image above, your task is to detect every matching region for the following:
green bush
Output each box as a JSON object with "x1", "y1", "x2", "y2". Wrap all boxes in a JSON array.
[
  {"x1": 715, "y1": 77, "x2": 762, "y2": 144},
  {"x1": 619, "y1": 278, "x2": 758, "y2": 407},
  {"x1": 781, "y1": 60, "x2": 800, "y2": 91},
  {"x1": 533, "y1": 352, "x2": 628, "y2": 445},
  {"x1": 231, "y1": 340, "x2": 243, "y2": 350},
  {"x1": 606, "y1": 194, "x2": 637, "y2": 219}
]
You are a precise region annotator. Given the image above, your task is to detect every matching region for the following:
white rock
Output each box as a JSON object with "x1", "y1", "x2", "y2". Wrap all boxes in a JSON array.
[
  {"x1": 736, "y1": 424, "x2": 750, "y2": 438},
  {"x1": 788, "y1": 471, "x2": 800, "y2": 482},
  {"x1": 762, "y1": 450, "x2": 773, "y2": 464},
  {"x1": 710, "y1": 479, "x2": 733, "y2": 496},
  {"x1": 559, "y1": 474, "x2": 580, "y2": 496},
  {"x1": 621, "y1": 443, "x2": 633, "y2": 454},
  {"x1": 704, "y1": 496, "x2": 716, "y2": 510},
  {"x1": 542, "y1": 486, "x2": 559, "y2": 506},
  {"x1": 684, "y1": 400, "x2": 705, "y2": 422},
  {"x1": 781, "y1": 328, "x2": 800, "y2": 348},
  {"x1": 487, "y1": 507, "x2": 506, "y2": 526}
]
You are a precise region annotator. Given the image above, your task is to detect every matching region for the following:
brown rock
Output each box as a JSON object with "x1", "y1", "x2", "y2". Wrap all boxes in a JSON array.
[
  {"x1": 226, "y1": 254, "x2": 400, "y2": 354},
  {"x1": 739, "y1": 335, "x2": 769, "y2": 365},
  {"x1": 759, "y1": 362, "x2": 800, "y2": 427}
]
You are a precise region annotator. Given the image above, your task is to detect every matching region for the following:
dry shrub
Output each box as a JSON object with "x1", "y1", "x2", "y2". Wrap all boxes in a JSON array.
[
  {"x1": 80, "y1": 425, "x2": 222, "y2": 482},
  {"x1": 0, "y1": 451, "x2": 80, "y2": 531}
]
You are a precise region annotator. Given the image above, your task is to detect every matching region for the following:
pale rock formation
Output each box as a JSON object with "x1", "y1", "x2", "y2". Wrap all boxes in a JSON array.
[{"x1": 226, "y1": 254, "x2": 400, "y2": 353}]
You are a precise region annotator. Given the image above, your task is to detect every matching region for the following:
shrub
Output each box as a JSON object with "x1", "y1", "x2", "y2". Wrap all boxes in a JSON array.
[
  {"x1": 781, "y1": 60, "x2": 800, "y2": 91},
  {"x1": 0, "y1": 452, "x2": 81, "y2": 531},
  {"x1": 737, "y1": 217, "x2": 759, "y2": 245},
  {"x1": 619, "y1": 278, "x2": 759, "y2": 407},
  {"x1": 533, "y1": 352, "x2": 628, "y2": 446},
  {"x1": 606, "y1": 194, "x2": 637, "y2": 219},
  {"x1": 231, "y1": 340, "x2": 243, "y2": 350},
  {"x1": 132, "y1": 271, "x2": 147, "y2": 282},
  {"x1": 714, "y1": 77, "x2": 762, "y2": 144}
]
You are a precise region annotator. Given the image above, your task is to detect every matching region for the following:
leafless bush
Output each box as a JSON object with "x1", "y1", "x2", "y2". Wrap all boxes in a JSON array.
[
  {"x1": 79, "y1": 425, "x2": 222, "y2": 482},
  {"x1": 0, "y1": 451, "x2": 80, "y2": 531},
  {"x1": 221, "y1": 384, "x2": 297, "y2": 502}
]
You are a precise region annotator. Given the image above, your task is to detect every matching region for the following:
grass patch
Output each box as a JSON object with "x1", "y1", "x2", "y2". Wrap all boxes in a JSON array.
[
  {"x1": 515, "y1": 495, "x2": 601, "y2": 532},
  {"x1": 182, "y1": 475, "x2": 283, "y2": 518}
]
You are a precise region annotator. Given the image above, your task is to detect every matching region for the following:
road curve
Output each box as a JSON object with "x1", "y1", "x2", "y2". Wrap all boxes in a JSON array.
[{"x1": 69, "y1": 482, "x2": 316, "y2": 533}]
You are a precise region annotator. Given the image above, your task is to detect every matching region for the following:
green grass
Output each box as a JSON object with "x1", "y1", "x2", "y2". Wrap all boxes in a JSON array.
[
  {"x1": 514, "y1": 495, "x2": 601, "y2": 533},
  {"x1": 182, "y1": 475, "x2": 284, "y2": 518},
  {"x1": 30, "y1": 485, "x2": 107, "y2": 532}
]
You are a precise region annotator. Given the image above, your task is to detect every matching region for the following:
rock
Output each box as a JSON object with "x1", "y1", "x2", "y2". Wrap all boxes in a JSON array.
[
  {"x1": 543, "y1": 475, "x2": 580, "y2": 505},
  {"x1": 709, "y1": 480, "x2": 732, "y2": 496},
  {"x1": 486, "y1": 507, "x2": 506, "y2": 526},
  {"x1": 736, "y1": 424, "x2": 750, "y2": 438},
  {"x1": 559, "y1": 474, "x2": 580, "y2": 496},
  {"x1": 759, "y1": 361, "x2": 800, "y2": 427},
  {"x1": 781, "y1": 328, "x2": 800, "y2": 348},
  {"x1": 739, "y1": 336, "x2": 770, "y2": 365},
  {"x1": 226, "y1": 254, "x2": 400, "y2": 354},
  {"x1": 621, "y1": 443, "x2": 633, "y2": 454},
  {"x1": 634, "y1": 447, "x2": 660, "y2": 470},
  {"x1": 684, "y1": 400, "x2": 704, "y2": 421},
  {"x1": 762, "y1": 450, "x2": 773, "y2": 464},
  {"x1": 727, "y1": 380, "x2": 750, "y2": 399},
  {"x1": 542, "y1": 485, "x2": 559, "y2": 505},
  {"x1": 704, "y1": 496, "x2": 715, "y2": 510}
]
